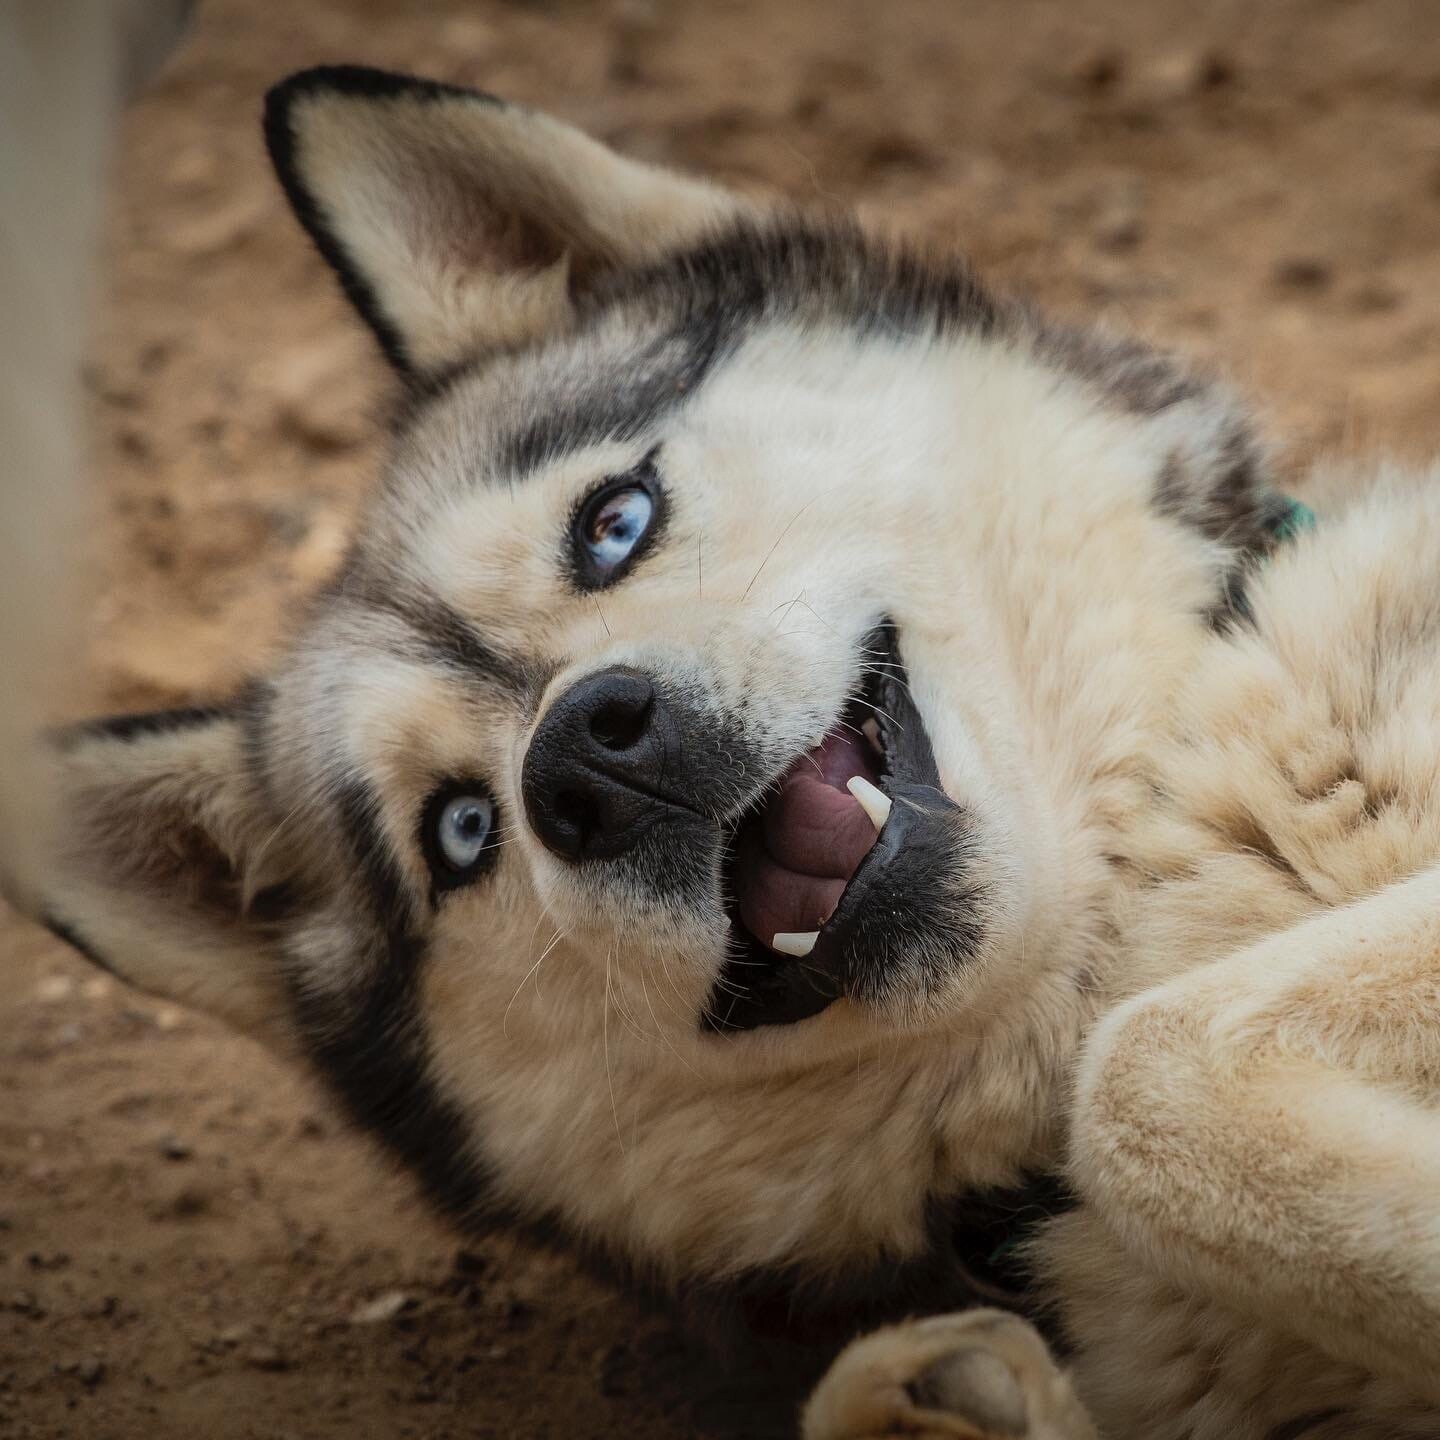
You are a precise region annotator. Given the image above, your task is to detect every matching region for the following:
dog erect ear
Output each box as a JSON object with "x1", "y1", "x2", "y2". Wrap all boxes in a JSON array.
[
  {"x1": 263, "y1": 66, "x2": 746, "y2": 379},
  {"x1": 34, "y1": 707, "x2": 295, "y2": 1049}
]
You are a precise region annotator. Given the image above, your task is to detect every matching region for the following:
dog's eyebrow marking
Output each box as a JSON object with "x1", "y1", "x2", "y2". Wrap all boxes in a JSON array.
[
  {"x1": 354, "y1": 581, "x2": 533, "y2": 694},
  {"x1": 498, "y1": 315, "x2": 724, "y2": 483}
]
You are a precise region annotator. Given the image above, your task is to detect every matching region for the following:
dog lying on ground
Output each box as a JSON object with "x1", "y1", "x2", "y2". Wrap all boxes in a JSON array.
[{"x1": 12, "y1": 64, "x2": 1440, "y2": 1439}]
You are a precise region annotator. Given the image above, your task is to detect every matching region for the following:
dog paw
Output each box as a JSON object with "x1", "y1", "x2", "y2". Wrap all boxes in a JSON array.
[{"x1": 801, "y1": 1309, "x2": 1096, "y2": 1440}]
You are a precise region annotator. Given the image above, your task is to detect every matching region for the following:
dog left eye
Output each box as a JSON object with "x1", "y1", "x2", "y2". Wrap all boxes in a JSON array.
[
  {"x1": 575, "y1": 478, "x2": 658, "y2": 586},
  {"x1": 423, "y1": 786, "x2": 499, "y2": 891}
]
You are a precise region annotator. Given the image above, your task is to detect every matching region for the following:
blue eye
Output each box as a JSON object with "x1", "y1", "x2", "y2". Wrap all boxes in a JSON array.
[
  {"x1": 576, "y1": 480, "x2": 658, "y2": 586},
  {"x1": 432, "y1": 792, "x2": 495, "y2": 877}
]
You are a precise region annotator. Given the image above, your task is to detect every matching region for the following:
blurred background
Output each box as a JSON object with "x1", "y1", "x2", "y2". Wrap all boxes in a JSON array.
[{"x1": 3, "y1": 0, "x2": 1439, "y2": 1435}]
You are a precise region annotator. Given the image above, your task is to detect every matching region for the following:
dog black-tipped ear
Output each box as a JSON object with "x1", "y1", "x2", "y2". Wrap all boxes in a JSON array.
[
  {"x1": 33, "y1": 703, "x2": 297, "y2": 1049},
  {"x1": 263, "y1": 65, "x2": 748, "y2": 381}
]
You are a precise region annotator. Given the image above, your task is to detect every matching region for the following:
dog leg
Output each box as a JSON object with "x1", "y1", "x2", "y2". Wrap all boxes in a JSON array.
[
  {"x1": 1072, "y1": 861, "x2": 1440, "y2": 1400},
  {"x1": 802, "y1": 1309, "x2": 1098, "y2": 1440}
]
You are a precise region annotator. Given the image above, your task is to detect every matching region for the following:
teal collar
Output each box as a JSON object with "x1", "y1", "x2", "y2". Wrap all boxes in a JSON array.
[{"x1": 1269, "y1": 496, "x2": 1318, "y2": 544}]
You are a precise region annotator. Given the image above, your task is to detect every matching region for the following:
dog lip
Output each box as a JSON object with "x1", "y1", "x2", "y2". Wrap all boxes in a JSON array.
[
  {"x1": 703, "y1": 621, "x2": 948, "y2": 1033},
  {"x1": 803, "y1": 779, "x2": 957, "y2": 962}
]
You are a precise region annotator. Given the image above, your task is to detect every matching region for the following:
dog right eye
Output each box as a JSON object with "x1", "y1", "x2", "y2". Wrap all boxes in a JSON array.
[
  {"x1": 583, "y1": 486, "x2": 653, "y2": 573},
  {"x1": 571, "y1": 452, "x2": 664, "y2": 589}
]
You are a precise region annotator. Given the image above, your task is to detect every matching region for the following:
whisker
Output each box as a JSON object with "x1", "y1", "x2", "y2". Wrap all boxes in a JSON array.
[
  {"x1": 848, "y1": 695, "x2": 906, "y2": 732},
  {"x1": 640, "y1": 967, "x2": 701, "y2": 1078},
  {"x1": 609, "y1": 969, "x2": 653, "y2": 1046},
  {"x1": 794, "y1": 599, "x2": 843, "y2": 638},
  {"x1": 502, "y1": 927, "x2": 568, "y2": 1038},
  {"x1": 740, "y1": 498, "x2": 819, "y2": 603},
  {"x1": 603, "y1": 951, "x2": 626, "y2": 1154},
  {"x1": 244, "y1": 796, "x2": 309, "y2": 907},
  {"x1": 657, "y1": 947, "x2": 690, "y2": 1013},
  {"x1": 770, "y1": 588, "x2": 808, "y2": 633}
]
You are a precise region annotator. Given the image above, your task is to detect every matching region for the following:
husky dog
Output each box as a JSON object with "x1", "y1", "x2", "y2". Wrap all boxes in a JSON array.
[{"x1": 15, "y1": 65, "x2": 1440, "y2": 1439}]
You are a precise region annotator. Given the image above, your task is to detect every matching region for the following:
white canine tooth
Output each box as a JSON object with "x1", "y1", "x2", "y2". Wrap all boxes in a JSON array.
[
  {"x1": 772, "y1": 931, "x2": 819, "y2": 957},
  {"x1": 846, "y1": 775, "x2": 892, "y2": 833}
]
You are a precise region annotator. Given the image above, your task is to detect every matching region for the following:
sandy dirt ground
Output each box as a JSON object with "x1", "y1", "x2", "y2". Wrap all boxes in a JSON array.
[{"x1": 4, "y1": 1, "x2": 1440, "y2": 1435}]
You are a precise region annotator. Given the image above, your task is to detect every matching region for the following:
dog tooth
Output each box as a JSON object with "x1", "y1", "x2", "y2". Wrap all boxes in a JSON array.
[
  {"x1": 772, "y1": 931, "x2": 819, "y2": 957},
  {"x1": 846, "y1": 775, "x2": 892, "y2": 832}
]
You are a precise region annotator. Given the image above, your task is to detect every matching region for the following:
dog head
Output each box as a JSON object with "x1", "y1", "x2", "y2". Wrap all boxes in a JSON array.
[{"x1": 35, "y1": 69, "x2": 1284, "y2": 1309}]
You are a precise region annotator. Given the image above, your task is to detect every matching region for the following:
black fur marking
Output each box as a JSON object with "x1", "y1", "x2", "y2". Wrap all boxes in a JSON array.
[
  {"x1": 356, "y1": 577, "x2": 533, "y2": 694},
  {"x1": 287, "y1": 776, "x2": 495, "y2": 1223},
  {"x1": 499, "y1": 318, "x2": 726, "y2": 483},
  {"x1": 835, "y1": 783, "x2": 987, "y2": 1008},
  {"x1": 1032, "y1": 318, "x2": 1210, "y2": 418},
  {"x1": 597, "y1": 219, "x2": 1005, "y2": 347},
  {"x1": 946, "y1": 1171, "x2": 1077, "y2": 1316},
  {"x1": 397, "y1": 594, "x2": 530, "y2": 692},
  {"x1": 237, "y1": 682, "x2": 279, "y2": 809},
  {"x1": 1264, "y1": 1410, "x2": 1347, "y2": 1440},
  {"x1": 1153, "y1": 425, "x2": 1288, "y2": 558},
  {"x1": 263, "y1": 66, "x2": 505, "y2": 379},
  {"x1": 57, "y1": 704, "x2": 230, "y2": 750},
  {"x1": 41, "y1": 912, "x2": 122, "y2": 980},
  {"x1": 1153, "y1": 425, "x2": 1290, "y2": 628}
]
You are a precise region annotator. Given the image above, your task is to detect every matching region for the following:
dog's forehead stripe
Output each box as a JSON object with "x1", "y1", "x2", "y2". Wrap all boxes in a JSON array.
[
  {"x1": 495, "y1": 313, "x2": 725, "y2": 484},
  {"x1": 337, "y1": 561, "x2": 533, "y2": 695},
  {"x1": 374, "y1": 589, "x2": 530, "y2": 692}
]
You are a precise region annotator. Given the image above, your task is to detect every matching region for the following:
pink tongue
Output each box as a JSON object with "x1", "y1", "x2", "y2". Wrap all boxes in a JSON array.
[{"x1": 735, "y1": 727, "x2": 881, "y2": 948}]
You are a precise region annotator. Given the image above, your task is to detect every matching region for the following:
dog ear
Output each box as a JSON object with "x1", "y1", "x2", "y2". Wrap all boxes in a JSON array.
[
  {"x1": 32, "y1": 706, "x2": 296, "y2": 1049},
  {"x1": 264, "y1": 66, "x2": 747, "y2": 381}
]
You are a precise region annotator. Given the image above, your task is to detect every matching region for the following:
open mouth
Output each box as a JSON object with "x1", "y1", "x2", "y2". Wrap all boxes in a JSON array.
[{"x1": 705, "y1": 622, "x2": 956, "y2": 1033}]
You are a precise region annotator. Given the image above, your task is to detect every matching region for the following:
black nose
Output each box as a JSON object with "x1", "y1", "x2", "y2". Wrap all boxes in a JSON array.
[{"x1": 522, "y1": 666, "x2": 682, "y2": 861}]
